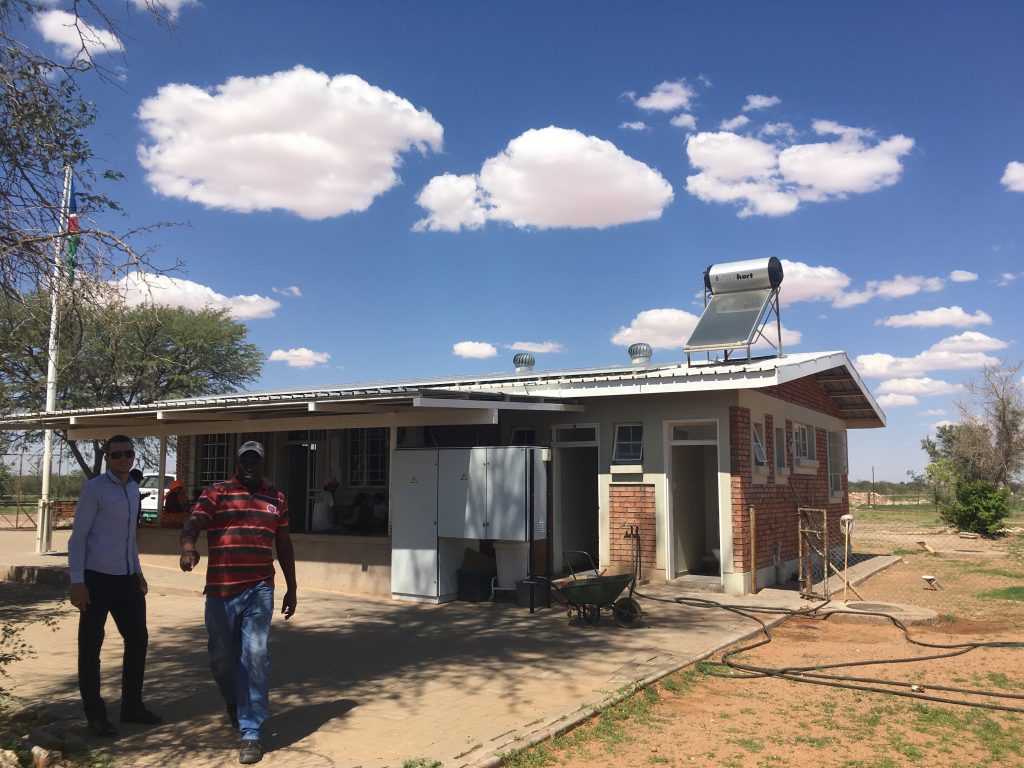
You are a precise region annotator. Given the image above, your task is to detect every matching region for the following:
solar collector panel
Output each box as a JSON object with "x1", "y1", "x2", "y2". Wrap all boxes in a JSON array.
[{"x1": 684, "y1": 288, "x2": 774, "y2": 351}]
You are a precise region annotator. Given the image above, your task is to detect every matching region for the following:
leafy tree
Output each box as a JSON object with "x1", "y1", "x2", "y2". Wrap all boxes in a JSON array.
[
  {"x1": 940, "y1": 480, "x2": 1010, "y2": 536},
  {"x1": 0, "y1": 290, "x2": 264, "y2": 476},
  {"x1": 2, "y1": 0, "x2": 174, "y2": 304}
]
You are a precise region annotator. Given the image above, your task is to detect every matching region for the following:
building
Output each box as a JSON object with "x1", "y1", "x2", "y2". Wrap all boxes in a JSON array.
[{"x1": 3, "y1": 348, "x2": 884, "y2": 597}]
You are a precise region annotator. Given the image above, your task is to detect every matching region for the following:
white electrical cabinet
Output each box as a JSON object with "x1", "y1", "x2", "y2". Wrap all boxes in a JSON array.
[{"x1": 390, "y1": 447, "x2": 547, "y2": 603}]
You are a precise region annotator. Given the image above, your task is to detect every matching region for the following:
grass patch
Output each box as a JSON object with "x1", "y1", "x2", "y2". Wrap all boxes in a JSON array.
[
  {"x1": 402, "y1": 760, "x2": 443, "y2": 768},
  {"x1": 794, "y1": 734, "x2": 834, "y2": 748},
  {"x1": 730, "y1": 737, "x2": 764, "y2": 753},
  {"x1": 978, "y1": 586, "x2": 1024, "y2": 601},
  {"x1": 964, "y1": 566, "x2": 1024, "y2": 579},
  {"x1": 986, "y1": 672, "x2": 1023, "y2": 690}
]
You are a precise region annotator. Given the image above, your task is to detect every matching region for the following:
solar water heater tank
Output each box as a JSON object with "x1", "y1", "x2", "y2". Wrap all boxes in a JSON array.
[{"x1": 704, "y1": 256, "x2": 783, "y2": 295}]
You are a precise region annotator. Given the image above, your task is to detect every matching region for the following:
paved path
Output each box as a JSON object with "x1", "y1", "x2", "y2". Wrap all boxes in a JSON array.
[{"x1": 0, "y1": 530, "x2": 896, "y2": 768}]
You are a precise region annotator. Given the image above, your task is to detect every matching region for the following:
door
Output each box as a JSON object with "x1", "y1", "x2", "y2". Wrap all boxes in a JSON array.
[
  {"x1": 554, "y1": 445, "x2": 599, "y2": 572},
  {"x1": 285, "y1": 442, "x2": 311, "y2": 533},
  {"x1": 437, "y1": 449, "x2": 487, "y2": 538},
  {"x1": 391, "y1": 450, "x2": 439, "y2": 599},
  {"x1": 670, "y1": 444, "x2": 720, "y2": 576}
]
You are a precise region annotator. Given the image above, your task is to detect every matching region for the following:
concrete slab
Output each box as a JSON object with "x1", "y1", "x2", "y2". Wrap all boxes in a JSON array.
[{"x1": 0, "y1": 530, "x2": 905, "y2": 768}]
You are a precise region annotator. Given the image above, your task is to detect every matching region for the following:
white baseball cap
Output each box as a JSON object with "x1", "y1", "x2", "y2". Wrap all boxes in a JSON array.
[{"x1": 237, "y1": 440, "x2": 265, "y2": 458}]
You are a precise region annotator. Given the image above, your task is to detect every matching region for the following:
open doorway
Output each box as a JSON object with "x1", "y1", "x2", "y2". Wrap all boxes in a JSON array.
[
  {"x1": 552, "y1": 424, "x2": 599, "y2": 574},
  {"x1": 284, "y1": 432, "x2": 313, "y2": 533},
  {"x1": 668, "y1": 421, "x2": 720, "y2": 578}
]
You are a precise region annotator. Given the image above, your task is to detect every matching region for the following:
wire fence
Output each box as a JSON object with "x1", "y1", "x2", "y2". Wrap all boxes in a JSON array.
[{"x1": 1, "y1": 450, "x2": 81, "y2": 530}]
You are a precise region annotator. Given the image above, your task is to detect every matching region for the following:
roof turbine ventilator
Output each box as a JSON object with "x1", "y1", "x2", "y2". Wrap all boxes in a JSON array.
[
  {"x1": 628, "y1": 342, "x2": 652, "y2": 366},
  {"x1": 513, "y1": 352, "x2": 536, "y2": 373},
  {"x1": 684, "y1": 256, "x2": 784, "y2": 364}
]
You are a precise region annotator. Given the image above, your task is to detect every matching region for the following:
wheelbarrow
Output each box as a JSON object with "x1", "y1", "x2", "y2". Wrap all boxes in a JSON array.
[{"x1": 545, "y1": 526, "x2": 644, "y2": 628}]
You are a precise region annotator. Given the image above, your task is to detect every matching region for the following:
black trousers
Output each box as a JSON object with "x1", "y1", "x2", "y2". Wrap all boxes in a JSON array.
[{"x1": 77, "y1": 570, "x2": 149, "y2": 723}]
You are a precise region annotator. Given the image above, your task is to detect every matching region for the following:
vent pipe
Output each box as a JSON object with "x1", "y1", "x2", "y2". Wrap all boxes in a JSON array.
[
  {"x1": 628, "y1": 342, "x2": 652, "y2": 366},
  {"x1": 513, "y1": 352, "x2": 535, "y2": 373}
]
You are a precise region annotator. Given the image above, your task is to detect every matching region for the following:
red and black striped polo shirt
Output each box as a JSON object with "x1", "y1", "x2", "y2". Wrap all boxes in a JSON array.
[{"x1": 194, "y1": 477, "x2": 290, "y2": 598}]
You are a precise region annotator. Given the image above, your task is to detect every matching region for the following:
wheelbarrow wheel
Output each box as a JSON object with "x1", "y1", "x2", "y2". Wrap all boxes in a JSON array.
[
  {"x1": 581, "y1": 604, "x2": 601, "y2": 627},
  {"x1": 612, "y1": 597, "x2": 643, "y2": 628}
]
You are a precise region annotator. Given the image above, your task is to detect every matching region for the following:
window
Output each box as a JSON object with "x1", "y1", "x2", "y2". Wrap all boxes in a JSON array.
[
  {"x1": 348, "y1": 428, "x2": 388, "y2": 487},
  {"x1": 612, "y1": 424, "x2": 644, "y2": 464},
  {"x1": 198, "y1": 434, "x2": 232, "y2": 487},
  {"x1": 671, "y1": 422, "x2": 717, "y2": 442},
  {"x1": 793, "y1": 423, "x2": 815, "y2": 461},
  {"x1": 752, "y1": 422, "x2": 767, "y2": 467},
  {"x1": 510, "y1": 427, "x2": 536, "y2": 445},
  {"x1": 774, "y1": 426, "x2": 788, "y2": 470},
  {"x1": 828, "y1": 430, "x2": 848, "y2": 495}
]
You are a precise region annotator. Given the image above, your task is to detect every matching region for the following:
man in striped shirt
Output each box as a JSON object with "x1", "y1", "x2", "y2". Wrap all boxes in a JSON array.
[{"x1": 179, "y1": 440, "x2": 297, "y2": 765}]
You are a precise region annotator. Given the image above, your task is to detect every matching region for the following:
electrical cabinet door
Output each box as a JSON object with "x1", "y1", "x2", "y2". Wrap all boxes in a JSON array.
[
  {"x1": 390, "y1": 450, "x2": 439, "y2": 600},
  {"x1": 486, "y1": 447, "x2": 529, "y2": 540},
  {"x1": 437, "y1": 449, "x2": 487, "y2": 538}
]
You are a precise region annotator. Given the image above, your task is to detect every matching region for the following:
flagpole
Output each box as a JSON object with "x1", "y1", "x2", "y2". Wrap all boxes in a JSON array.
[{"x1": 36, "y1": 165, "x2": 72, "y2": 554}]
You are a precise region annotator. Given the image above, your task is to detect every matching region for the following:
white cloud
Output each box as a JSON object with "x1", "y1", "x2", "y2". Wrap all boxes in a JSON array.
[
  {"x1": 112, "y1": 270, "x2": 280, "y2": 319},
  {"x1": 611, "y1": 308, "x2": 700, "y2": 349},
  {"x1": 268, "y1": 348, "x2": 330, "y2": 368},
  {"x1": 137, "y1": 66, "x2": 443, "y2": 220},
  {"x1": 1001, "y1": 161, "x2": 1024, "y2": 192},
  {"x1": 876, "y1": 393, "x2": 918, "y2": 407},
  {"x1": 34, "y1": 10, "x2": 123, "y2": 60},
  {"x1": 930, "y1": 419, "x2": 955, "y2": 430},
  {"x1": 876, "y1": 377, "x2": 964, "y2": 396},
  {"x1": 687, "y1": 120, "x2": 914, "y2": 217},
  {"x1": 720, "y1": 115, "x2": 750, "y2": 131},
  {"x1": 777, "y1": 260, "x2": 851, "y2": 305},
  {"x1": 949, "y1": 270, "x2": 977, "y2": 282},
  {"x1": 633, "y1": 80, "x2": 695, "y2": 112},
  {"x1": 619, "y1": 121, "x2": 648, "y2": 131},
  {"x1": 920, "y1": 408, "x2": 946, "y2": 417},
  {"x1": 759, "y1": 122, "x2": 797, "y2": 140},
  {"x1": 129, "y1": 0, "x2": 198, "y2": 20},
  {"x1": 415, "y1": 126, "x2": 674, "y2": 231},
  {"x1": 998, "y1": 272, "x2": 1019, "y2": 286},
  {"x1": 869, "y1": 274, "x2": 944, "y2": 299},
  {"x1": 507, "y1": 341, "x2": 565, "y2": 354},
  {"x1": 743, "y1": 94, "x2": 781, "y2": 112},
  {"x1": 272, "y1": 285, "x2": 302, "y2": 298},
  {"x1": 855, "y1": 332, "x2": 1007, "y2": 377},
  {"x1": 413, "y1": 174, "x2": 486, "y2": 232},
  {"x1": 877, "y1": 306, "x2": 991, "y2": 328},
  {"x1": 670, "y1": 114, "x2": 697, "y2": 130},
  {"x1": 453, "y1": 341, "x2": 497, "y2": 359}
]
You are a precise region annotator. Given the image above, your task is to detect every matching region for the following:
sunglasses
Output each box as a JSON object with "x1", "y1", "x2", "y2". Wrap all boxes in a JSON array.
[{"x1": 108, "y1": 450, "x2": 135, "y2": 460}]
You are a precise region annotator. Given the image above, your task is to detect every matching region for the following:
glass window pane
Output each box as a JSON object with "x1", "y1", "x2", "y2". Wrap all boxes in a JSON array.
[{"x1": 672, "y1": 422, "x2": 717, "y2": 441}]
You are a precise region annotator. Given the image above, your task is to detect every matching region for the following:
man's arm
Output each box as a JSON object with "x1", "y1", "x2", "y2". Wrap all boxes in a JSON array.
[
  {"x1": 179, "y1": 512, "x2": 208, "y2": 572},
  {"x1": 275, "y1": 526, "x2": 297, "y2": 619},
  {"x1": 68, "y1": 482, "x2": 99, "y2": 612}
]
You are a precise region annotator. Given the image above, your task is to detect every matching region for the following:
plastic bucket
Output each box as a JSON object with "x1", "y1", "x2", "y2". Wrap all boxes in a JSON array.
[{"x1": 493, "y1": 540, "x2": 529, "y2": 588}]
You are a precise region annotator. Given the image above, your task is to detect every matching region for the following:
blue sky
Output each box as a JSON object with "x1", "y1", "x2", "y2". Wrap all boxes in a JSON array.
[{"x1": 27, "y1": 1, "x2": 1024, "y2": 482}]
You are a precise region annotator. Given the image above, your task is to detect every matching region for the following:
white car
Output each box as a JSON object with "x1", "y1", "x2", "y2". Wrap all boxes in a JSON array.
[{"x1": 139, "y1": 473, "x2": 174, "y2": 523}]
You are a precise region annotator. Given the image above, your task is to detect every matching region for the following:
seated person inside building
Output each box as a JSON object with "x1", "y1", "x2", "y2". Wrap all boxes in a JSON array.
[
  {"x1": 341, "y1": 492, "x2": 374, "y2": 533},
  {"x1": 159, "y1": 479, "x2": 189, "y2": 528},
  {"x1": 311, "y1": 477, "x2": 341, "y2": 533},
  {"x1": 370, "y1": 492, "x2": 388, "y2": 534}
]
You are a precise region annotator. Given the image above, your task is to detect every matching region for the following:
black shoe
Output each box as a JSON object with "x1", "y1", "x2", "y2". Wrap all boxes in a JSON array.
[
  {"x1": 226, "y1": 701, "x2": 239, "y2": 729},
  {"x1": 120, "y1": 707, "x2": 162, "y2": 725},
  {"x1": 88, "y1": 719, "x2": 119, "y2": 738},
  {"x1": 239, "y1": 739, "x2": 263, "y2": 764}
]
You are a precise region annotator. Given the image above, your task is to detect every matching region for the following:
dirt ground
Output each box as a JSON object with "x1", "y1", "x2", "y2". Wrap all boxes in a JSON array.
[{"x1": 514, "y1": 526, "x2": 1024, "y2": 768}]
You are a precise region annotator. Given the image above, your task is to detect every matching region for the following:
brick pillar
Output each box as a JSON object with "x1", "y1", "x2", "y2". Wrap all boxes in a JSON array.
[
  {"x1": 608, "y1": 483, "x2": 656, "y2": 572},
  {"x1": 175, "y1": 435, "x2": 191, "y2": 482},
  {"x1": 730, "y1": 406, "x2": 751, "y2": 573}
]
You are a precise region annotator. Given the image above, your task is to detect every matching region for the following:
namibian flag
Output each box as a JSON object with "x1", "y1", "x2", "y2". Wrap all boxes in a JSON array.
[{"x1": 66, "y1": 179, "x2": 79, "y2": 281}]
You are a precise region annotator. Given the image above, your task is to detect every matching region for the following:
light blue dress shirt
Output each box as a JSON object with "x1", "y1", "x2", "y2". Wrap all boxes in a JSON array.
[{"x1": 68, "y1": 470, "x2": 143, "y2": 583}]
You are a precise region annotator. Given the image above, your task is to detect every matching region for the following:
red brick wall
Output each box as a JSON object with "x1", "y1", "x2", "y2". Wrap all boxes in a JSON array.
[
  {"x1": 175, "y1": 435, "x2": 190, "y2": 482},
  {"x1": 760, "y1": 374, "x2": 844, "y2": 418},
  {"x1": 608, "y1": 484, "x2": 656, "y2": 571},
  {"x1": 730, "y1": 398, "x2": 849, "y2": 576}
]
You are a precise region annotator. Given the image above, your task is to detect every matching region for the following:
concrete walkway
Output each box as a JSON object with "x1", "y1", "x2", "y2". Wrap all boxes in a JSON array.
[{"x1": 0, "y1": 530, "x2": 899, "y2": 768}]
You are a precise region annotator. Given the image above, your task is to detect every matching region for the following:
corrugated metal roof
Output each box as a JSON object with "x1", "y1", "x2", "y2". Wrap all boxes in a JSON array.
[{"x1": 0, "y1": 350, "x2": 885, "y2": 436}]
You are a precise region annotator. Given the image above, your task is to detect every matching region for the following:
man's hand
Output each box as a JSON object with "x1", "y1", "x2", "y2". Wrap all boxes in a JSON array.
[
  {"x1": 70, "y1": 582, "x2": 89, "y2": 612},
  {"x1": 281, "y1": 589, "x2": 297, "y2": 620},
  {"x1": 138, "y1": 573, "x2": 149, "y2": 596},
  {"x1": 180, "y1": 549, "x2": 201, "y2": 572}
]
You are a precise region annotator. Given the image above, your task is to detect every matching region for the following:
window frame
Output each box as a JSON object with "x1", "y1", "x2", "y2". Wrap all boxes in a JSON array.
[
  {"x1": 612, "y1": 423, "x2": 644, "y2": 465},
  {"x1": 774, "y1": 425, "x2": 789, "y2": 475},
  {"x1": 347, "y1": 427, "x2": 388, "y2": 488},
  {"x1": 752, "y1": 421, "x2": 767, "y2": 468},
  {"x1": 197, "y1": 434, "x2": 233, "y2": 487}
]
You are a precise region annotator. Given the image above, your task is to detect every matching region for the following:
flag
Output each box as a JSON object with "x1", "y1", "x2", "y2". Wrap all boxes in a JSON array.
[{"x1": 66, "y1": 179, "x2": 79, "y2": 282}]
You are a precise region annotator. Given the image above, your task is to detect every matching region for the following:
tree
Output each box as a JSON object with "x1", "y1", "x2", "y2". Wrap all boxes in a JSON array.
[
  {"x1": 0, "y1": 289, "x2": 264, "y2": 476},
  {"x1": 2, "y1": 1, "x2": 173, "y2": 305}
]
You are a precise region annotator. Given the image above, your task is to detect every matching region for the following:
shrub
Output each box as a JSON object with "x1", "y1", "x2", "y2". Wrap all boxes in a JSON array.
[{"x1": 940, "y1": 480, "x2": 1010, "y2": 535}]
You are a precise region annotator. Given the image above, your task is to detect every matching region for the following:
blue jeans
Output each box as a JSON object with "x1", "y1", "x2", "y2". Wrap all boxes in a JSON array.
[{"x1": 205, "y1": 582, "x2": 273, "y2": 741}]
